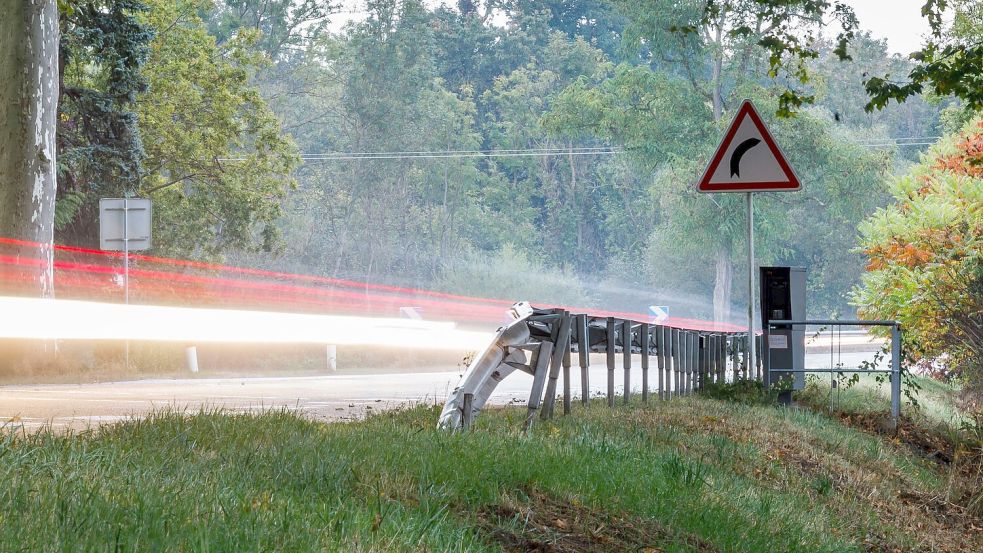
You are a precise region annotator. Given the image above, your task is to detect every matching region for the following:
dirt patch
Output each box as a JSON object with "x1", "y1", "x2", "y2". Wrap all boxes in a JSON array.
[{"x1": 473, "y1": 490, "x2": 718, "y2": 553}]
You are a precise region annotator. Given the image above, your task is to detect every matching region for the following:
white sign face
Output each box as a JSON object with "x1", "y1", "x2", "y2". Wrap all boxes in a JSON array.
[
  {"x1": 697, "y1": 99, "x2": 800, "y2": 193},
  {"x1": 768, "y1": 334, "x2": 789, "y2": 349},
  {"x1": 99, "y1": 198, "x2": 152, "y2": 251}
]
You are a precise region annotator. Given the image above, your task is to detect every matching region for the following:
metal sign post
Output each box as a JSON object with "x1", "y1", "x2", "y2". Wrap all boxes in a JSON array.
[
  {"x1": 99, "y1": 197, "x2": 152, "y2": 369},
  {"x1": 696, "y1": 100, "x2": 800, "y2": 373},
  {"x1": 746, "y1": 192, "x2": 755, "y2": 378}
]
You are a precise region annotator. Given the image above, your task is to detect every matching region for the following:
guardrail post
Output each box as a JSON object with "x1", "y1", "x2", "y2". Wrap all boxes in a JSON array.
[
  {"x1": 698, "y1": 334, "x2": 707, "y2": 390},
  {"x1": 682, "y1": 331, "x2": 690, "y2": 394},
  {"x1": 755, "y1": 334, "x2": 764, "y2": 380},
  {"x1": 688, "y1": 332, "x2": 697, "y2": 394},
  {"x1": 542, "y1": 312, "x2": 572, "y2": 420},
  {"x1": 462, "y1": 393, "x2": 474, "y2": 431},
  {"x1": 524, "y1": 341, "x2": 554, "y2": 431},
  {"x1": 721, "y1": 335, "x2": 728, "y2": 382},
  {"x1": 622, "y1": 319, "x2": 632, "y2": 405},
  {"x1": 671, "y1": 327, "x2": 681, "y2": 398},
  {"x1": 640, "y1": 323, "x2": 650, "y2": 403},
  {"x1": 656, "y1": 325, "x2": 666, "y2": 400},
  {"x1": 606, "y1": 317, "x2": 616, "y2": 407},
  {"x1": 577, "y1": 314, "x2": 589, "y2": 405},
  {"x1": 562, "y1": 318, "x2": 572, "y2": 415}
]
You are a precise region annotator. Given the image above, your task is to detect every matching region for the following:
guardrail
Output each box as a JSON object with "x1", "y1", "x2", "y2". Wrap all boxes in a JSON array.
[
  {"x1": 439, "y1": 303, "x2": 758, "y2": 431},
  {"x1": 768, "y1": 319, "x2": 902, "y2": 428},
  {"x1": 441, "y1": 307, "x2": 906, "y2": 432}
]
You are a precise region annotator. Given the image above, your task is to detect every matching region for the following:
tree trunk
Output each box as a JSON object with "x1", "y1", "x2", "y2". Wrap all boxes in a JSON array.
[
  {"x1": 0, "y1": 0, "x2": 59, "y2": 298},
  {"x1": 713, "y1": 245, "x2": 732, "y2": 326}
]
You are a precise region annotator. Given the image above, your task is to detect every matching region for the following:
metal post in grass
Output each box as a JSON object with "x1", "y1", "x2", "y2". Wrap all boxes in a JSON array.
[
  {"x1": 717, "y1": 334, "x2": 727, "y2": 382},
  {"x1": 542, "y1": 312, "x2": 572, "y2": 419},
  {"x1": 890, "y1": 323, "x2": 902, "y2": 431},
  {"x1": 756, "y1": 334, "x2": 764, "y2": 379},
  {"x1": 682, "y1": 332, "x2": 690, "y2": 394},
  {"x1": 577, "y1": 314, "x2": 589, "y2": 405},
  {"x1": 697, "y1": 334, "x2": 707, "y2": 390},
  {"x1": 714, "y1": 335, "x2": 722, "y2": 383},
  {"x1": 606, "y1": 317, "x2": 616, "y2": 407},
  {"x1": 640, "y1": 323, "x2": 650, "y2": 403},
  {"x1": 622, "y1": 319, "x2": 632, "y2": 405},
  {"x1": 672, "y1": 327, "x2": 681, "y2": 398},
  {"x1": 462, "y1": 393, "x2": 474, "y2": 431},
  {"x1": 656, "y1": 325, "x2": 666, "y2": 400},
  {"x1": 688, "y1": 332, "x2": 697, "y2": 394},
  {"x1": 524, "y1": 341, "x2": 554, "y2": 432},
  {"x1": 691, "y1": 332, "x2": 699, "y2": 393},
  {"x1": 562, "y1": 317, "x2": 572, "y2": 416}
]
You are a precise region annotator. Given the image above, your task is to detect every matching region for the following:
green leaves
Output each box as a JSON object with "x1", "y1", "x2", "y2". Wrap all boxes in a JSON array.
[
  {"x1": 864, "y1": 1, "x2": 983, "y2": 112},
  {"x1": 134, "y1": 0, "x2": 298, "y2": 258},
  {"x1": 853, "y1": 117, "x2": 983, "y2": 384}
]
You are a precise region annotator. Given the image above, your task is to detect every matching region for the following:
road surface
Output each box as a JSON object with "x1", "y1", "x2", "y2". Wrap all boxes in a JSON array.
[{"x1": 0, "y1": 347, "x2": 884, "y2": 431}]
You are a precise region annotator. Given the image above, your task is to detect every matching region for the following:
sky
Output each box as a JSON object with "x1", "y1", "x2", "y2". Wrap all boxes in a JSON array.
[
  {"x1": 332, "y1": 0, "x2": 937, "y2": 56},
  {"x1": 843, "y1": 0, "x2": 935, "y2": 54}
]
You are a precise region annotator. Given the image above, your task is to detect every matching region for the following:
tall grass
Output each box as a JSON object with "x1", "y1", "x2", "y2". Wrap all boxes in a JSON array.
[{"x1": 0, "y1": 397, "x2": 972, "y2": 551}]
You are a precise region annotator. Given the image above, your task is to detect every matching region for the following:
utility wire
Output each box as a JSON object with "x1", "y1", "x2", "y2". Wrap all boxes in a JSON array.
[{"x1": 216, "y1": 136, "x2": 940, "y2": 162}]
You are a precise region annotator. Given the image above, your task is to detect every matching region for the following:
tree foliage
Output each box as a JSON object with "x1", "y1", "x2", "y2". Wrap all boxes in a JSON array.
[
  {"x1": 135, "y1": 0, "x2": 298, "y2": 258},
  {"x1": 56, "y1": 0, "x2": 153, "y2": 237},
  {"x1": 853, "y1": 117, "x2": 983, "y2": 386}
]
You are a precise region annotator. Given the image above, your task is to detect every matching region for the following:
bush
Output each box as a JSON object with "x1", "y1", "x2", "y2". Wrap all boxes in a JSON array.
[{"x1": 852, "y1": 117, "x2": 983, "y2": 396}]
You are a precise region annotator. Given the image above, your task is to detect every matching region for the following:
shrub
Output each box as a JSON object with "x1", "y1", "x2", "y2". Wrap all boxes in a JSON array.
[{"x1": 852, "y1": 117, "x2": 983, "y2": 397}]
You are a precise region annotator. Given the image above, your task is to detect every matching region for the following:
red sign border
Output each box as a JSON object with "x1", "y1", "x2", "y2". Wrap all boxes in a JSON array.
[{"x1": 697, "y1": 99, "x2": 801, "y2": 193}]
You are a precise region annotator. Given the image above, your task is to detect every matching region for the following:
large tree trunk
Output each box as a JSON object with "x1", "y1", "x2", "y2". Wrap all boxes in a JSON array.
[
  {"x1": 712, "y1": 244, "x2": 732, "y2": 326},
  {"x1": 0, "y1": 0, "x2": 59, "y2": 298}
]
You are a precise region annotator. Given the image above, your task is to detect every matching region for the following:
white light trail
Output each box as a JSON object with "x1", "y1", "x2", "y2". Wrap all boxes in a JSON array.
[{"x1": 0, "y1": 296, "x2": 492, "y2": 351}]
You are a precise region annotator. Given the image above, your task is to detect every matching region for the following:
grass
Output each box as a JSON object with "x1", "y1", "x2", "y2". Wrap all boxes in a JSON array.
[
  {"x1": 0, "y1": 394, "x2": 979, "y2": 552},
  {"x1": 796, "y1": 372, "x2": 967, "y2": 426}
]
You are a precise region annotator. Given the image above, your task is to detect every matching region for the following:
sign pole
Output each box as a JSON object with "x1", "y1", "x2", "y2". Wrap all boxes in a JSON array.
[
  {"x1": 123, "y1": 196, "x2": 129, "y2": 306},
  {"x1": 746, "y1": 192, "x2": 756, "y2": 379},
  {"x1": 123, "y1": 196, "x2": 130, "y2": 370}
]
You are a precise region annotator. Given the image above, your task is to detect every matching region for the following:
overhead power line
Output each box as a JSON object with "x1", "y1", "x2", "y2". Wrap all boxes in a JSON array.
[
  {"x1": 216, "y1": 136, "x2": 942, "y2": 162},
  {"x1": 219, "y1": 146, "x2": 622, "y2": 162}
]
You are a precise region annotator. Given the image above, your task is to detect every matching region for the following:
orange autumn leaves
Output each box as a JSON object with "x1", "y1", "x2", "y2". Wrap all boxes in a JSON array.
[{"x1": 853, "y1": 116, "x2": 982, "y2": 374}]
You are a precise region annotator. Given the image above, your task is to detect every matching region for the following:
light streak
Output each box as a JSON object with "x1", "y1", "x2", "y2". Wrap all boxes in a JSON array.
[
  {"x1": 0, "y1": 236, "x2": 746, "y2": 331},
  {"x1": 0, "y1": 296, "x2": 493, "y2": 351}
]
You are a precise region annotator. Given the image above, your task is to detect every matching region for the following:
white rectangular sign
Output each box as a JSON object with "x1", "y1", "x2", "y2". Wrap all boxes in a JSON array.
[
  {"x1": 99, "y1": 198, "x2": 152, "y2": 251},
  {"x1": 768, "y1": 334, "x2": 788, "y2": 349}
]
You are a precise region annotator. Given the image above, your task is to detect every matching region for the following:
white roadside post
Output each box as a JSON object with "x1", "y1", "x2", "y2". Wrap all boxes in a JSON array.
[
  {"x1": 185, "y1": 345, "x2": 199, "y2": 373},
  {"x1": 326, "y1": 344, "x2": 337, "y2": 371},
  {"x1": 695, "y1": 99, "x2": 800, "y2": 382}
]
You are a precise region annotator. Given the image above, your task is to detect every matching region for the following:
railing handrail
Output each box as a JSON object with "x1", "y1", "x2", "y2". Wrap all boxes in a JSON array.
[{"x1": 767, "y1": 319, "x2": 899, "y2": 327}]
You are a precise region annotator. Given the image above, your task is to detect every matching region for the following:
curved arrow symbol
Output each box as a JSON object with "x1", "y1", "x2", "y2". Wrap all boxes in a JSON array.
[{"x1": 729, "y1": 137, "x2": 761, "y2": 178}]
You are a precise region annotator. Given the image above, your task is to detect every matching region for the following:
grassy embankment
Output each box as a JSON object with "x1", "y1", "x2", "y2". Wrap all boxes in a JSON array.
[{"x1": 1, "y1": 383, "x2": 980, "y2": 552}]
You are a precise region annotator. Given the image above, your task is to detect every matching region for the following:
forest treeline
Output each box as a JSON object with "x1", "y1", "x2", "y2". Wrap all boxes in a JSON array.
[{"x1": 49, "y1": 0, "x2": 978, "y2": 330}]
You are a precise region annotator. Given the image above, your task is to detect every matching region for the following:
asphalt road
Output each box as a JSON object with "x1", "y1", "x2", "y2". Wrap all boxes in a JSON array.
[{"x1": 0, "y1": 347, "x2": 884, "y2": 431}]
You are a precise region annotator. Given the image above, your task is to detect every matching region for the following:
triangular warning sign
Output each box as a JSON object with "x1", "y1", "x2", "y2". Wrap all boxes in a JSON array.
[{"x1": 697, "y1": 99, "x2": 800, "y2": 193}]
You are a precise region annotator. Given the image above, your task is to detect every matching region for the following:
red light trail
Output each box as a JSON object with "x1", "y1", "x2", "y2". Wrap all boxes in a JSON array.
[{"x1": 0, "y1": 237, "x2": 744, "y2": 332}]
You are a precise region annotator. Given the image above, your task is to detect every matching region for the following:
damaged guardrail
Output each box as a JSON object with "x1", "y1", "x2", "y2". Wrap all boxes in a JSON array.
[{"x1": 438, "y1": 302, "x2": 758, "y2": 431}]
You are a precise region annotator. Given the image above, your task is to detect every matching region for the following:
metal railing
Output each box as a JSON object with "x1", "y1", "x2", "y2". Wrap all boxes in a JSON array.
[
  {"x1": 767, "y1": 319, "x2": 902, "y2": 428},
  {"x1": 440, "y1": 303, "x2": 758, "y2": 431}
]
